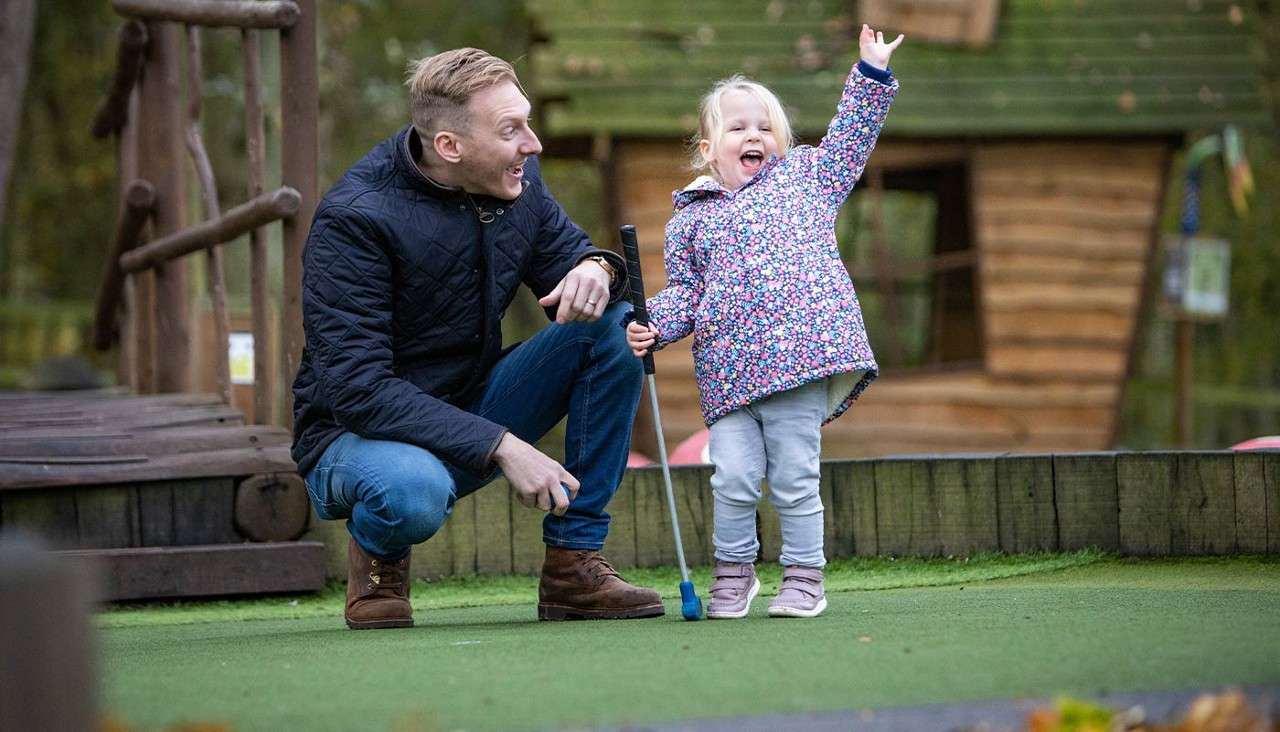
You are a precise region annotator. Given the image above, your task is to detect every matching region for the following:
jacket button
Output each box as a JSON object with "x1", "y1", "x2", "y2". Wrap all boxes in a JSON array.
[{"x1": 472, "y1": 334, "x2": 482, "y2": 343}]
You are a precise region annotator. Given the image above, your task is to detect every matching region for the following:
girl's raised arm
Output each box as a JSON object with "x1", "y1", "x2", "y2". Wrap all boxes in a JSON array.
[{"x1": 811, "y1": 25, "x2": 903, "y2": 205}]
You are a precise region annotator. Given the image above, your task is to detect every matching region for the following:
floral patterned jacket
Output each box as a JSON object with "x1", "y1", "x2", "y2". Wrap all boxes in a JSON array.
[{"x1": 647, "y1": 63, "x2": 897, "y2": 427}]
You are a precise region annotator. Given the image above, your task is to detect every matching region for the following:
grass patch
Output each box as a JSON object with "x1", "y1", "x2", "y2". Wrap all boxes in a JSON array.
[
  {"x1": 99, "y1": 556, "x2": 1280, "y2": 732},
  {"x1": 98, "y1": 549, "x2": 1106, "y2": 628}
]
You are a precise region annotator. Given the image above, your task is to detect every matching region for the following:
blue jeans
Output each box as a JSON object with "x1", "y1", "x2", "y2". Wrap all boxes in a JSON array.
[{"x1": 304, "y1": 302, "x2": 642, "y2": 560}]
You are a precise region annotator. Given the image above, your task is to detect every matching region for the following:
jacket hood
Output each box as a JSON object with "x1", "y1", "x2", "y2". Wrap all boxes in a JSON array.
[{"x1": 671, "y1": 155, "x2": 783, "y2": 210}]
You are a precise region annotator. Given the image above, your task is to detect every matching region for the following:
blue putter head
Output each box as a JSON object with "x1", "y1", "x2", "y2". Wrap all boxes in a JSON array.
[{"x1": 679, "y1": 580, "x2": 703, "y2": 621}]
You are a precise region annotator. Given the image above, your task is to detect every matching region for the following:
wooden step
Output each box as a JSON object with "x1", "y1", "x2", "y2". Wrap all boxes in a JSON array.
[
  {"x1": 58, "y1": 542, "x2": 327, "y2": 601},
  {"x1": 0, "y1": 444, "x2": 295, "y2": 490},
  {"x1": 0, "y1": 424, "x2": 290, "y2": 458}
]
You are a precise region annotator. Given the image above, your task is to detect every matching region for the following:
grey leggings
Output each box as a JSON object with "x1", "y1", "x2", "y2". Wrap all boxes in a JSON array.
[{"x1": 708, "y1": 379, "x2": 826, "y2": 568}]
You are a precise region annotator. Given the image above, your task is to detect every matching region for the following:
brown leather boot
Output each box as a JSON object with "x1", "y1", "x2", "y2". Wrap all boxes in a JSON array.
[
  {"x1": 345, "y1": 537, "x2": 413, "y2": 629},
  {"x1": 537, "y1": 546, "x2": 665, "y2": 620}
]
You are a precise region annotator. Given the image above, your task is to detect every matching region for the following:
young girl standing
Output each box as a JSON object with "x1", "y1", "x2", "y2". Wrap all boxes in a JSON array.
[{"x1": 627, "y1": 26, "x2": 903, "y2": 619}]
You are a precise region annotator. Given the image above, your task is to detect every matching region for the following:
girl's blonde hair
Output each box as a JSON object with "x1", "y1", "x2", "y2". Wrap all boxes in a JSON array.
[{"x1": 691, "y1": 75, "x2": 794, "y2": 174}]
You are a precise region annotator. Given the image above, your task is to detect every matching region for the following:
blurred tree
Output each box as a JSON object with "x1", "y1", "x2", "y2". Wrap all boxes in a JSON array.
[
  {"x1": 0, "y1": 0, "x2": 36, "y2": 235},
  {"x1": 316, "y1": 1, "x2": 533, "y2": 183},
  {"x1": 1, "y1": 1, "x2": 541, "y2": 306},
  {"x1": 1117, "y1": 4, "x2": 1280, "y2": 448},
  {"x1": 1, "y1": 0, "x2": 116, "y2": 302},
  {"x1": 1119, "y1": 130, "x2": 1280, "y2": 448}
]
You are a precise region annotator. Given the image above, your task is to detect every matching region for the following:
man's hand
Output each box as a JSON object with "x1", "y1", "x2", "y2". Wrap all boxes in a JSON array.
[
  {"x1": 859, "y1": 24, "x2": 904, "y2": 70},
  {"x1": 491, "y1": 432, "x2": 580, "y2": 516},
  {"x1": 538, "y1": 260, "x2": 611, "y2": 324},
  {"x1": 626, "y1": 321, "x2": 659, "y2": 357}
]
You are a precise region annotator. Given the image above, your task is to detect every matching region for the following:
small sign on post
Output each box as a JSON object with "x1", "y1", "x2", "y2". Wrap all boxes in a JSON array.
[
  {"x1": 1162, "y1": 236, "x2": 1231, "y2": 321},
  {"x1": 228, "y1": 332, "x2": 255, "y2": 385}
]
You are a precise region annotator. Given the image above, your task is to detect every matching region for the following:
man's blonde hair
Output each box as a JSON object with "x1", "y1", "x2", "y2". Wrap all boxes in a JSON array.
[
  {"x1": 691, "y1": 75, "x2": 794, "y2": 175},
  {"x1": 406, "y1": 48, "x2": 521, "y2": 138}
]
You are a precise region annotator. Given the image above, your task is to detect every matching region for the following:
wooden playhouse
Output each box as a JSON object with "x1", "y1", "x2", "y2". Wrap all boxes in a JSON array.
[{"x1": 527, "y1": 0, "x2": 1273, "y2": 458}]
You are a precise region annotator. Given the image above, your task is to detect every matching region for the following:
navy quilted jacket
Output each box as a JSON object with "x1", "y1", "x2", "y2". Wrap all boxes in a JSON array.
[{"x1": 291, "y1": 126, "x2": 626, "y2": 477}]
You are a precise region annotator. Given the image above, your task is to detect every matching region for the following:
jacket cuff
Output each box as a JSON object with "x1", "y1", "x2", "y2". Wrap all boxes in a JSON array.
[
  {"x1": 479, "y1": 427, "x2": 509, "y2": 476},
  {"x1": 857, "y1": 60, "x2": 893, "y2": 84},
  {"x1": 575, "y1": 249, "x2": 629, "y2": 303}
]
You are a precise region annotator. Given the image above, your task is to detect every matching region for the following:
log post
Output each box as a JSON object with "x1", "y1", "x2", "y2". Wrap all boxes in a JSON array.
[
  {"x1": 91, "y1": 20, "x2": 148, "y2": 140},
  {"x1": 92, "y1": 179, "x2": 155, "y2": 351},
  {"x1": 137, "y1": 20, "x2": 190, "y2": 393},
  {"x1": 0, "y1": 532, "x2": 98, "y2": 732},
  {"x1": 118, "y1": 79, "x2": 144, "y2": 388},
  {"x1": 279, "y1": 0, "x2": 317, "y2": 427},
  {"x1": 234, "y1": 473, "x2": 310, "y2": 541},
  {"x1": 183, "y1": 25, "x2": 232, "y2": 405},
  {"x1": 243, "y1": 29, "x2": 274, "y2": 424}
]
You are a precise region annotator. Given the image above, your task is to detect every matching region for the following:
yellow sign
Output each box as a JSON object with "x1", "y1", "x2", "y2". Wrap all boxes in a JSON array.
[{"x1": 229, "y1": 332, "x2": 254, "y2": 385}]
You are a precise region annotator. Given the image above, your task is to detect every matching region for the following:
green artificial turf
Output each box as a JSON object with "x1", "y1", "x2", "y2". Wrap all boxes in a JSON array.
[
  {"x1": 100, "y1": 555, "x2": 1280, "y2": 732},
  {"x1": 99, "y1": 551, "x2": 1104, "y2": 628}
]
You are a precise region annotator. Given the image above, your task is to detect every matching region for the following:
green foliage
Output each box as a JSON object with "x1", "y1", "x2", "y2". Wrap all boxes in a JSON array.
[
  {"x1": 1118, "y1": 129, "x2": 1280, "y2": 448},
  {"x1": 2, "y1": 0, "x2": 118, "y2": 302},
  {"x1": 1052, "y1": 697, "x2": 1115, "y2": 729},
  {"x1": 1, "y1": 2, "x2": 536, "y2": 308},
  {"x1": 317, "y1": 1, "x2": 533, "y2": 184}
]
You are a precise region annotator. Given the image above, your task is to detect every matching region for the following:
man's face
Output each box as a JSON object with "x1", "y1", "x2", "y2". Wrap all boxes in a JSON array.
[{"x1": 455, "y1": 81, "x2": 542, "y2": 200}]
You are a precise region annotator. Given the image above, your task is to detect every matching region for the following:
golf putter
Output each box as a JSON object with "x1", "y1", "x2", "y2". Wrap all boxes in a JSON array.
[{"x1": 620, "y1": 224, "x2": 704, "y2": 621}]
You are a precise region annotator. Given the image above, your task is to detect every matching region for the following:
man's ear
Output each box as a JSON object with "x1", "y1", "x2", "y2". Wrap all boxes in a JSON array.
[{"x1": 433, "y1": 130, "x2": 464, "y2": 164}]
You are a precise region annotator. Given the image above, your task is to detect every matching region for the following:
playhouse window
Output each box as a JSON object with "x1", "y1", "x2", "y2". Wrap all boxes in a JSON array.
[
  {"x1": 858, "y1": 0, "x2": 1000, "y2": 48},
  {"x1": 837, "y1": 163, "x2": 981, "y2": 370}
]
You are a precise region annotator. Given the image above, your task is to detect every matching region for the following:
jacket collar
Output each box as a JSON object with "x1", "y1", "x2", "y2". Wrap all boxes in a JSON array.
[
  {"x1": 671, "y1": 155, "x2": 782, "y2": 210},
  {"x1": 396, "y1": 124, "x2": 532, "y2": 207},
  {"x1": 397, "y1": 124, "x2": 469, "y2": 199}
]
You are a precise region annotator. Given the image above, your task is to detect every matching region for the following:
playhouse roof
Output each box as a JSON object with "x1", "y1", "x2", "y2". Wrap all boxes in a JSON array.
[{"x1": 528, "y1": 0, "x2": 1274, "y2": 138}]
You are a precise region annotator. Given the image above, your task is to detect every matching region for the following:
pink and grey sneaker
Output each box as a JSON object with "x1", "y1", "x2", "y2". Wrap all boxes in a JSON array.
[
  {"x1": 767, "y1": 565, "x2": 827, "y2": 618},
  {"x1": 705, "y1": 561, "x2": 761, "y2": 619}
]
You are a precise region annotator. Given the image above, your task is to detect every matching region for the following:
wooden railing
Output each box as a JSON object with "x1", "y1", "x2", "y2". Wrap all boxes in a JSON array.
[{"x1": 90, "y1": 0, "x2": 317, "y2": 426}]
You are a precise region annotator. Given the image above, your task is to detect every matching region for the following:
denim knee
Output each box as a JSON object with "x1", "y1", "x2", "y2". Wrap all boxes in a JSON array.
[
  {"x1": 384, "y1": 480, "x2": 453, "y2": 547},
  {"x1": 348, "y1": 445, "x2": 457, "y2": 554},
  {"x1": 767, "y1": 486, "x2": 822, "y2": 515},
  {"x1": 712, "y1": 467, "x2": 764, "y2": 506},
  {"x1": 596, "y1": 303, "x2": 637, "y2": 349}
]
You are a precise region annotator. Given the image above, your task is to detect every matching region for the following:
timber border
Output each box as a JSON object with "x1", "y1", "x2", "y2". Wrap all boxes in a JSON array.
[{"x1": 305, "y1": 450, "x2": 1279, "y2": 582}]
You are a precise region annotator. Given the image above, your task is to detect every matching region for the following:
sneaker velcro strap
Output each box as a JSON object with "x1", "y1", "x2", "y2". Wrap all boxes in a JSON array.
[
  {"x1": 712, "y1": 563, "x2": 752, "y2": 579},
  {"x1": 780, "y1": 582, "x2": 821, "y2": 599}
]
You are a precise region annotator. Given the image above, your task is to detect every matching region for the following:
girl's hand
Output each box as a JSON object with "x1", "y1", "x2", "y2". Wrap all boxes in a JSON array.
[
  {"x1": 859, "y1": 24, "x2": 904, "y2": 70},
  {"x1": 626, "y1": 321, "x2": 658, "y2": 357}
]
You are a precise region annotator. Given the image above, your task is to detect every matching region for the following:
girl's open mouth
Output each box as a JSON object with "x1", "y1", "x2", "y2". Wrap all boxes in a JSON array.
[{"x1": 740, "y1": 151, "x2": 764, "y2": 174}]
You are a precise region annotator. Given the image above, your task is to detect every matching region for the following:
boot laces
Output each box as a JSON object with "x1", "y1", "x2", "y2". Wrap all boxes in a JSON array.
[
  {"x1": 580, "y1": 551, "x2": 622, "y2": 584},
  {"x1": 367, "y1": 558, "x2": 406, "y2": 592}
]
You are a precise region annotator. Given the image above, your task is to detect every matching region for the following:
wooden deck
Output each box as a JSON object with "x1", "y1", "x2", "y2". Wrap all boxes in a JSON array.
[{"x1": 0, "y1": 390, "x2": 324, "y2": 600}]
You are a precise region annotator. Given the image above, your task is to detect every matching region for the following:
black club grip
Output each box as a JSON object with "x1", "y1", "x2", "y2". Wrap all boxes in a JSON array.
[{"x1": 619, "y1": 225, "x2": 655, "y2": 375}]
